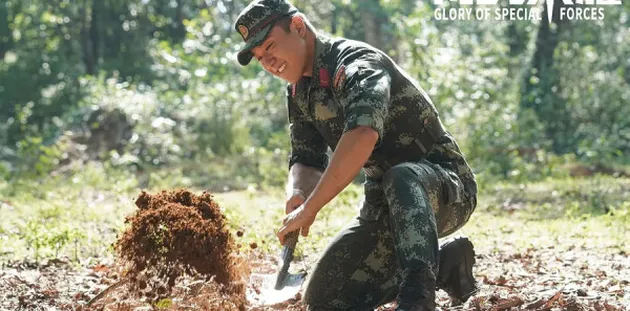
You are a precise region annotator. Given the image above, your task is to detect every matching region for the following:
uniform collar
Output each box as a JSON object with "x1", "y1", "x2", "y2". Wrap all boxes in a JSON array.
[
  {"x1": 309, "y1": 33, "x2": 333, "y2": 90},
  {"x1": 289, "y1": 33, "x2": 333, "y2": 97}
]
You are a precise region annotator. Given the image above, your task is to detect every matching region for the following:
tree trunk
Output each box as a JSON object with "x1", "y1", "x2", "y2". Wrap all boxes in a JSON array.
[
  {"x1": 80, "y1": 2, "x2": 96, "y2": 75},
  {"x1": 104, "y1": 5, "x2": 121, "y2": 59},
  {"x1": 520, "y1": 1, "x2": 571, "y2": 153},
  {"x1": 90, "y1": 0, "x2": 101, "y2": 72},
  {"x1": 331, "y1": 2, "x2": 338, "y2": 35},
  {"x1": 357, "y1": 0, "x2": 401, "y2": 62},
  {"x1": 360, "y1": 1, "x2": 384, "y2": 51},
  {"x1": 0, "y1": 0, "x2": 13, "y2": 60},
  {"x1": 506, "y1": 22, "x2": 528, "y2": 58},
  {"x1": 163, "y1": 0, "x2": 186, "y2": 42}
]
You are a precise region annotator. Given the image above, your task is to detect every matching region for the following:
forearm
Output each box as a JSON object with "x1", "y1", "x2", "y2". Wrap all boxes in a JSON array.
[
  {"x1": 285, "y1": 163, "x2": 324, "y2": 199},
  {"x1": 304, "y1": 126, "x2": 378, "y2": 214}
]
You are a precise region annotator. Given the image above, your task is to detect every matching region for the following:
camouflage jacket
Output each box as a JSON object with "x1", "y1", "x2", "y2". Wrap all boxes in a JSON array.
[{"x1": 287, "y1": 34, "x2": 477, "y2": 198}]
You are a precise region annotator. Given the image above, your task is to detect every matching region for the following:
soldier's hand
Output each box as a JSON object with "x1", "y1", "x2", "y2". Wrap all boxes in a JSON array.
[
  {"x1": 277, "y1": 203, "x2": 317, "y2": 244},
  {"x1": 285, "y1": 190, "x2": 306, "y2": 215}
]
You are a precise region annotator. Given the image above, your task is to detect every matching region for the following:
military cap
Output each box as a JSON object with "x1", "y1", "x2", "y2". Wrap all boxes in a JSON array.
[{"x1": 234, "y1": 0, "x2": 299, "y2": 66}]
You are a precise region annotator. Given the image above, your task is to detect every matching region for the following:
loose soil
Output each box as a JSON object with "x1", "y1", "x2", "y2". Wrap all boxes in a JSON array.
[{"x1": 111, "y1": 189, "x2": 249, "y2": 310}]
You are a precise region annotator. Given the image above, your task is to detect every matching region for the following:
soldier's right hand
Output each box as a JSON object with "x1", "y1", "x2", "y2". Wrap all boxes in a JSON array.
[{"x1": 285, "y1": 190, "x2": 307, "y2": 214}]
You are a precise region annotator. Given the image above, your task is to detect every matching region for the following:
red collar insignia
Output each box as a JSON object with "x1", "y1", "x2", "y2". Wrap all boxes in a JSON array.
[{"x1": 319, "y1": 68, "x2": 330, "y2": 88}]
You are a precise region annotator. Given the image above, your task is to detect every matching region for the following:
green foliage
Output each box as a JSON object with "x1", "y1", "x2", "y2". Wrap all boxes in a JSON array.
[
  {"x1": 3, "y1": 171, "x2": 628, "y2": 264},
  {"x1": 0, "y1": 162, "x2": 139, "y2": 262},
  {"x1": 555, "y1": 40, "x2": 630, "y2": 163},
  {"x1": 482, "y1": 175, "x2": 630, "y2": 220},
  {"x1": 20, "y1": 220, "x2": 85, "y2": 261},
  {"x1": 154, "y1": 298, "x2": 174, "y2": 309},
  {"x1": 9, "y1": 136, "x2": 63, "y2": 179},
  {"x1": 1, "y1": 0, "x2": 629, "y2": 188}
]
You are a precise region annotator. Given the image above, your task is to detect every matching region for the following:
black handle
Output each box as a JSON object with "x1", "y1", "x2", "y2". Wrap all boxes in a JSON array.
[
  {"x1": 274, "y1": 230, "x2": 300, "y2": 290},
  {"x1": 281, "y1": 230, "x2": 299, "y2": 263}
]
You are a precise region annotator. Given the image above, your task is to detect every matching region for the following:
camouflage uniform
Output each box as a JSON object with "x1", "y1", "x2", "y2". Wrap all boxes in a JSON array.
[
  {"x1": 234, "y1": 1, "x2": 478, "y2": 310},
  {"x1": 288, "y1": 34, "x2": 477, "y2": 311}
]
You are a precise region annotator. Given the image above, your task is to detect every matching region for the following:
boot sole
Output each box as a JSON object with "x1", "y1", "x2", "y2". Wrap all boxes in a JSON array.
[
  {"x1": 454, "y1": 237, "x2": 477, "y2": 303},
  {"x1": 437, "y1": 237, "x2": 478, "y2": 305}
]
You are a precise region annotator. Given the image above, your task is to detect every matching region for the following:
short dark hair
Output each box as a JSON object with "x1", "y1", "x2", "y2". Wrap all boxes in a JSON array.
[
  {"x1": 275, "y1": 13, "x2": 314, "y2": 34},
  {"x1": 276, "y1": 15, "x2": 292, "y2": 33}
]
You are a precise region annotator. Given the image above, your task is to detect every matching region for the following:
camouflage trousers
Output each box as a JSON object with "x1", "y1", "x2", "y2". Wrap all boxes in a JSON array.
[{"x1": 302, "y1": 160, "x2": 476, "y2": 311}]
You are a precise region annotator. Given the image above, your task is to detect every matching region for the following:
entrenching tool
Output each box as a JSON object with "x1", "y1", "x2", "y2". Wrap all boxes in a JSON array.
[
  {"x1": 274, "y1": 230, "x2": 306, "y2": 290},
  {"x1": 249, "y1": 230, "x2": 307, "y2": 306}
]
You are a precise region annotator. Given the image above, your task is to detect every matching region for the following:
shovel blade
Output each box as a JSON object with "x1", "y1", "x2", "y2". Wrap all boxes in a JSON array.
[
  {"x1": 250, "y1": 272, "x2": 306, "y2": 306},
  {"x1": 276, "y1": 271, "x2": 306, "y2": 290}
]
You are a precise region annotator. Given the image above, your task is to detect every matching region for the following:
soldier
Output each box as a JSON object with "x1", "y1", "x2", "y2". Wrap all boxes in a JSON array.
[{"x1": 234, "y1": 1, "x2": 479, "y2": 310}]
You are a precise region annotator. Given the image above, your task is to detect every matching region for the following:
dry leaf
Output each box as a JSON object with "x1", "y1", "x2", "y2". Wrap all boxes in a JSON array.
[
  {"x1": 92, "y1": 264, "x2": 109, "y2": 273},
  {"x1": 491, "y1": 296, "x2": 524, "y2": 311},
  {"x1": 525, "y1": 297, "x2": 546, "y2": 309},
  {"x1": 543, "y1": 291, "x2": 562, "y2": 309}
]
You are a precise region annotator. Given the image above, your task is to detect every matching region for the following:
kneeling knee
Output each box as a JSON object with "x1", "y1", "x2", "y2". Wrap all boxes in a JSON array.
[{"x1": 382, "y1": 163, "x2": 416, "y2": 185}]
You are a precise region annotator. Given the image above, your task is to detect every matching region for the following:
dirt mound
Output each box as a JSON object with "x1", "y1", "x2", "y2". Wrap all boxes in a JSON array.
[{"x1": 114, "y1": 189, "x2": 249, "y2": 310}]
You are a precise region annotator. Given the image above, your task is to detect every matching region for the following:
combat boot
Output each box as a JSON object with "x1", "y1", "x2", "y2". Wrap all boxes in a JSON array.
[
  {"x1": 436, "y1": 236, "x2": 478, "y2": 306},
  {"x1": 395, "y1": 265, "x2": 437, "y2": 311}
]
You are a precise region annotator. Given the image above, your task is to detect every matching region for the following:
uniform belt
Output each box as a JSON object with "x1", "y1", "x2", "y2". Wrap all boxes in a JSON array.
[
  {"x1": 414, "y1": 117, "x2": 447, "y2": 154},
  {"x1": 363, "y1": 117, "x2": 447, "y2": 180}
]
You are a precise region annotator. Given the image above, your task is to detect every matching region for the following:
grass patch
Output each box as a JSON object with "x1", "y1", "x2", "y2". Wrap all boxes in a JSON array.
[
  {"x1": 0, "y1": 163, "x2": 140, "y2": 262},
  {"x1": 214, "y1": 183, "x2": 362, "y2": 261},
  {"x1": 0, "y1": 167, "x2": 628, "y2": 266}
]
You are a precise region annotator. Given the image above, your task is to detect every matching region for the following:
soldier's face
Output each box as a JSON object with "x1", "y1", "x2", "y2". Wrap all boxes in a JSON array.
[{"x1": 251, "y1": 18, "x2": 308, "y2": 84}]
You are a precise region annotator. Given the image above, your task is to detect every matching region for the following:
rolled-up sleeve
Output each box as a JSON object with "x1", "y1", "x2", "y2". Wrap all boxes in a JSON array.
[
  {"x1": 287, "y1": 87, "x2": 328, "y2": 171},
  {"x1": 336, "y1": 57, "x2": 391, "y2": 144}
]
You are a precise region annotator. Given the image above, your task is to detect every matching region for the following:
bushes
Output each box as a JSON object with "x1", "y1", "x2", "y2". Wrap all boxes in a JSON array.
[{"x1": 1, "y1": 1, "x2": 629, "y2": 189}]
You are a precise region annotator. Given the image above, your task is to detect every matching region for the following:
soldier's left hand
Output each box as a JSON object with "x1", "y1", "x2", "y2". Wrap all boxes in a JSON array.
[{"x1": 276, "y1": 203, "x2": 317, "y2": 244}]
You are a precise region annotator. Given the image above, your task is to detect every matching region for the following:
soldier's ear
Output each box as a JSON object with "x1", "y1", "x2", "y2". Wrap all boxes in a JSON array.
[{"x1": 290, "y1": 15, "x2": 306, "y2": 37}]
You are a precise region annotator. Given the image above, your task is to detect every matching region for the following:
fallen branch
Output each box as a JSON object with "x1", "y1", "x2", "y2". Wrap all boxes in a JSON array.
[
  {"x1": 491, "y1": 296, "x2": 524, "y2": 311},
  {"x1": 525, "y1": 297, "x2": 546, "y2": 309},
  {"x1": 86, "y1": 279, "x2": 128, "y2": 307},
  {"x1": 543, "y1": 291, "x2": 562, "y2": 309}
]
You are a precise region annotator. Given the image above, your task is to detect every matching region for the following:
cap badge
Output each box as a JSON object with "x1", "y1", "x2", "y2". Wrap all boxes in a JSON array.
[{"x1": 238, "y1": 24, "x2": 249, "y2": 40}]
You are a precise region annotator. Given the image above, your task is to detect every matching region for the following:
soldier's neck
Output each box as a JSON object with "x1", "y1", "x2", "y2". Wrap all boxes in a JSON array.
[{"x1": 302, "y1": 31, "x2": 316, "y2": 77}]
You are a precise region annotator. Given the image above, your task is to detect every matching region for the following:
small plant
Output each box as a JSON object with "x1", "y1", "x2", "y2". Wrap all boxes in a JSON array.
[
  {"x1": 154, "y1": 298, "x2": 173, "y2": 309},
  {"x1": 21, "y1": 220, "x2": 85, "y2": 261}
]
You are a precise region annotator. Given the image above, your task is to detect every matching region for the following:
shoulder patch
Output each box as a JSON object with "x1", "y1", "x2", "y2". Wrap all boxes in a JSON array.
[{"x1": 333, "y1": 65, "x2": 346, "y2": 91}]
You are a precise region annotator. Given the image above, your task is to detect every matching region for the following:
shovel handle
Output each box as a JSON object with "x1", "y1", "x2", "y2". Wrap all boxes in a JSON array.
[
  {"x1": 281, "y1": 230, "x2": 299, "y2": 263},
  {"x1": 275, "y1": 231, "x2": 300, "y2": 290}
]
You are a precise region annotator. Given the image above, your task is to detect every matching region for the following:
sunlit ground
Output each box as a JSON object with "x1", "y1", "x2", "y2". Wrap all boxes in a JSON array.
[{"x1": 0, "y1": 169, "x2": 628, "y2": 309}]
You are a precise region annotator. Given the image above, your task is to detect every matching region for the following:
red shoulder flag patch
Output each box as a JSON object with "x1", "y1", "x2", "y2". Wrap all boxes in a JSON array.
[
  {"x1": 333, "y1": 65, "x2": 346, "y2": 90},
  {"x1": 319, "y1": 68, "x2": 330, "y2": 88}
]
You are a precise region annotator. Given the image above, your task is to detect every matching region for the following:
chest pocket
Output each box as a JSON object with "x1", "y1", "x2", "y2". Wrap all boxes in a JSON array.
[
  {"x1": 309, "y1": 88, "x2": 345, "y2": 144},
  {"x1": 312, "y1": 100, "x2": 338, "y2": 121}
]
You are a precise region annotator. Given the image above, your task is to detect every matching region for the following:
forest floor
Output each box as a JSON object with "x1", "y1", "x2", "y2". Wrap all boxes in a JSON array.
[{"x1": 0, "y1": 173, "x2": 628, "y2": 310}]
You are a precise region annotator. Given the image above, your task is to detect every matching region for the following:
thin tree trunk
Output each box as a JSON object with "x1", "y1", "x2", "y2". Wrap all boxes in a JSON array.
[
  {"x1": 172, "y1": 0, "x2": 186, "y2": 42},
  {"x1": 90, "y1": 0, "x2": 101, "y2": 71},
  {"x1": 360, "y1": 1, "x2": 383, "y2": 50},
  {"x1": 80, "y1": 1, "x2": 96, "y2": 75},
  {"x1": 0, "y1": 0, "x2": 13, "y2": 60},
  {"x1": 331, "y1": 2, "x2": 338, "y2": 35},
  {"x1": 358, "y1": 1, "x2": 400, "y2": 62},
  {"x1": 521, "y1": 1, "x2": 571, "y2": 153}
]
